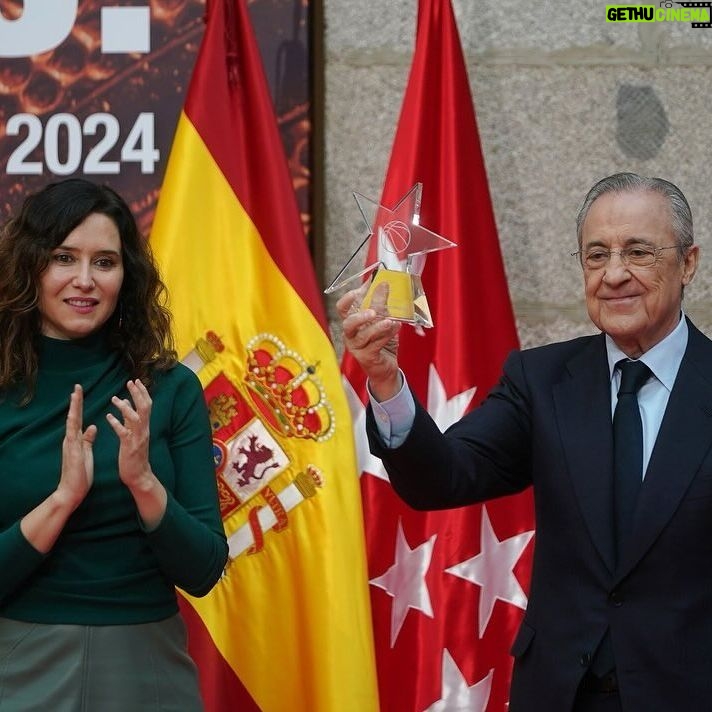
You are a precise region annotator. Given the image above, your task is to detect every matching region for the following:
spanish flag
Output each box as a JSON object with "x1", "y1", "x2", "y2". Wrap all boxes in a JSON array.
[{"x1": 150, "y1": 1, "x2": 379, "y2": 710}]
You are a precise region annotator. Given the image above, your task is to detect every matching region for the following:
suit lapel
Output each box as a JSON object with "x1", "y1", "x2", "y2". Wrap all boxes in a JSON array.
[
  {"x1": 553, "y1": 335, "x2": 617, "y2": 572},
  {"x1": 616, "y1": 323, "x2": 712, "y2": 578}
]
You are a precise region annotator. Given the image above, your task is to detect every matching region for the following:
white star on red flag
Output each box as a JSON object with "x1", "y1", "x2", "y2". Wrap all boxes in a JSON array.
[
  {"x1": 446, "y1": 505, "x2": 534, "y2": 638},
  {"x1": 370, "y1": 518, "x2": 437, "y2": 646},
  {"x1": 342, "y1": 375, "x2": 388, "y2": 481},
  {"x1": 425, "y1": 650, "x2": 493, "y2": 712},
  {"x1": 426, "y1": 363, "x2": 476, "y2": 429}
]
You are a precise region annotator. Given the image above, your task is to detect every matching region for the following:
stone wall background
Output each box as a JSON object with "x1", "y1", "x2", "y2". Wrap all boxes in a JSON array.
[{"x1": 322, "y1": 0, "x2": 712, "y2": 353}]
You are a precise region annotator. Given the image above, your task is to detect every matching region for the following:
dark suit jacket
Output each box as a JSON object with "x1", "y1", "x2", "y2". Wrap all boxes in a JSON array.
[{"x1": 367, "y1": 318, "x2": 712, "y2": 711}]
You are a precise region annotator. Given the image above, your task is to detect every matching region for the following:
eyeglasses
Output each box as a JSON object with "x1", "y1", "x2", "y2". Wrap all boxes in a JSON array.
[{"x1": 571, "y1": 245, "x2": 679, "y2": 270}]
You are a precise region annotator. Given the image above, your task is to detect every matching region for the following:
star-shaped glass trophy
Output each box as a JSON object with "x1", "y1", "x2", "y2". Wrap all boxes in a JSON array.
[{"x1": 324, "y1": 183, "x2": 456, "y2": 328}]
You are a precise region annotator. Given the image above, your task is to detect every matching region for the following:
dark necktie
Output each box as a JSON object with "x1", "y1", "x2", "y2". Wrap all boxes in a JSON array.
[
  {"x1": 613, "y1": 359, "x2": 651, "y2": 560},
  {"x1": 590, "y1": 359, "x2": 651, "y2": 677}
]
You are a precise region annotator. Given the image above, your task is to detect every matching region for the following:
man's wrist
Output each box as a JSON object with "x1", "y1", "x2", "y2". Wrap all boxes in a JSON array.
[{"x1": 368, "y1": 371, "x2": 404, "y2": 403}]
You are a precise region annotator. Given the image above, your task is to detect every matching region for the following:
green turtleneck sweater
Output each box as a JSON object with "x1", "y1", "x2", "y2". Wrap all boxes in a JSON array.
[{"x1": 0, "y1": 333, "x2": 228, "y2": 625}]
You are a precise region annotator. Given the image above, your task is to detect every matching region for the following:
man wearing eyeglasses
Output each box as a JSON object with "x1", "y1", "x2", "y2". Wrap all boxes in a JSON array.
[{"x1": 338, "y1": 172, "x2": 706, "y2": 711}]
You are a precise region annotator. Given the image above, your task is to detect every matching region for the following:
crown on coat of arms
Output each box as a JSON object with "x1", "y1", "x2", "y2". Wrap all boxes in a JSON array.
[
  {"x1": 196, "y1": 330, "x2": 225, "y2": 362},
  {"x1": 244, "y1": 334, "x2": 334, "y2": 442}
]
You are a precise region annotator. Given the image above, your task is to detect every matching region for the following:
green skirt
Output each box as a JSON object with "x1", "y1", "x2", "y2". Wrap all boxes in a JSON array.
[{"x1": 0, "y1": 614, "x2": 203, "y2": 711}]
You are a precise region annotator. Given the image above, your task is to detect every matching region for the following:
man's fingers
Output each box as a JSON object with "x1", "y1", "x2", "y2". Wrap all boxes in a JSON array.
[
  {"x1": 335, "y1": 281, "x2": 375, "y2": 319},
  {"x1": 349, "y1": 315, "x2": 399, "y2": 353},
  {"x1": 369, "y1": 281, "x2": 390, "y2": 314},
  {"x1": 336, "y1": 289, "x2": 360, "y2": 319}
]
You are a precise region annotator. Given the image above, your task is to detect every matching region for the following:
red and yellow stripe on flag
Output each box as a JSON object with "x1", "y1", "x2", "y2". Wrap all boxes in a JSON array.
[{"x1": 149, "y1": 1, "x2": 379, "y2": 710}]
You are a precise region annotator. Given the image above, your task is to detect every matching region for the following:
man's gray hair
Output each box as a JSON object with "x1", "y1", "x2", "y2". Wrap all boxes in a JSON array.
[{"x1": 575, "y1": 172, "x2": 693, "y2": 257}]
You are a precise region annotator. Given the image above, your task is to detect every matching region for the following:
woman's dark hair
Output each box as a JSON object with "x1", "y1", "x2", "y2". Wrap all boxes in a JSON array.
[{"x1": 0, "y1": 178, "x2": 176, "y2": 398}]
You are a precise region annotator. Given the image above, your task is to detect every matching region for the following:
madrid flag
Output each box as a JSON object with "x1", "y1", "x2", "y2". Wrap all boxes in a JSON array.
[
  {"x1": 150, "y1": 1, "x2": 379, "y2": 710},
  {"x1": 342, "y1": 0, "x2": 535, "y2": 709}
]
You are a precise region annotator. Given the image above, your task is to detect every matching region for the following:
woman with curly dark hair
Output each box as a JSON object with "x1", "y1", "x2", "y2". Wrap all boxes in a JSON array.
[{"x1": 0, "y1": 178, "x2": 227, "y2": 711}]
